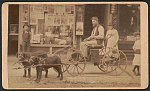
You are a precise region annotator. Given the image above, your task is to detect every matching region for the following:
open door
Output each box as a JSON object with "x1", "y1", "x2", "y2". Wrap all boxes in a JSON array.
[
  {"x1": 83, "y1": 4, "x2": 106, "y2": 40},
  {"x1": 8, "y1": 5, "x2": 19, "y2": 55}
]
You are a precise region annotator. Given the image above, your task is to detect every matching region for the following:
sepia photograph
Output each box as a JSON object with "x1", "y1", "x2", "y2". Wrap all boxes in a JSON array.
[{"x1": 2, "y1": 2, "x2": 148, "y2": 89}]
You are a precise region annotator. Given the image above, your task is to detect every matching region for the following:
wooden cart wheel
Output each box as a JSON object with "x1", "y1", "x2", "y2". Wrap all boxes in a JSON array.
[
  {"x1": 61, "y1": 64, "x2": 69, "y2": 73},
  {"x1": 97, "y1": 47, "x2": 119, "y2": 73},
  {"x1": 109, "y1": 50, "x2": 128, "y2": 76},
  {"x1": 67, "y1": 51, "x2": 86, "y2": 76}
]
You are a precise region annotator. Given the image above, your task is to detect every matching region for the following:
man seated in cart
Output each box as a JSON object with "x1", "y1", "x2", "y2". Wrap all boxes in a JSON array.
[{"x1": 80, "y1": 17, "x2": 105, "y2": 59}]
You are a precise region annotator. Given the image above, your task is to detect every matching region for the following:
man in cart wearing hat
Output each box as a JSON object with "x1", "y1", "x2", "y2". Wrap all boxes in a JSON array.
[{"x1": 80, "y1": 16, "x2": 104, "y2": 59}]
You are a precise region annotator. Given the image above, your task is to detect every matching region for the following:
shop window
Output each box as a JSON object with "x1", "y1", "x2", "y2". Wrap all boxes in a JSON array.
[
  {"x1": 27, "y1": 4, "x2": 75, "y2": 45},
  {"x1": 76, "y1": 5, "x2": 84, "y2": 35}
]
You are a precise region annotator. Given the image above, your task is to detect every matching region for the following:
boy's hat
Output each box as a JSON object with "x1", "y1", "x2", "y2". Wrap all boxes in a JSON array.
[{"x1": 91, "y1": 17, "x2": 99, "y2": 21}]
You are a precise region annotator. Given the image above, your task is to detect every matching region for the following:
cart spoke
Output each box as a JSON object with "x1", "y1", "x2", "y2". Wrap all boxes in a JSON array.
[
  {"x1": 73, "y1": 66, "x2": 76, "y2": 74},
  {"x1": 77, "y1": 65, "x2": 84, "y2": 71},
  {"x1": 76, "y1": 66, "x2": 79, "y2": 74},
  {"x1": 69, "y1": 65, "x2": 74, "y2": 71},
  {"x1": 67, "y1": 51, "x2": 85, "y2": 76}
]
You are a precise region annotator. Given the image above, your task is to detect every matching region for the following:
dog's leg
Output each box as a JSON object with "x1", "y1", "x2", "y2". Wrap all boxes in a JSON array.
[
  {"x1": 54, "y1": 66, "x2": 63, "y2": 80},
  {"x1": 35, "y1": 67, "x2": 42, "y2": 83},
  {"x1": 35, "y1": 67, "x2": 39, "y2": 82},
  {"x1": 53, "y1": 66, "x2": 60, "y2": 78},
  {"x1": 28, "y1": 68, "x2": 31, "y2": 78},
  {"x1": 45, "y1": 69, "x2": 48, "y2": 78},
  {"x1": 58, "y1": 65, "x2": 63, "y2": 80},
  {"x1": 38, "y1": 68, "x2": 42, "y2": 82},
  {"x1": 23, "y1": 69, "x2": 27, "y2": 77}
]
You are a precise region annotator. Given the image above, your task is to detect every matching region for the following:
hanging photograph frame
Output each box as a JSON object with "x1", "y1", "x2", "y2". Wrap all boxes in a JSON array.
[{"x1": 9, "y1": 24, "x2": 19, "y2": 34}]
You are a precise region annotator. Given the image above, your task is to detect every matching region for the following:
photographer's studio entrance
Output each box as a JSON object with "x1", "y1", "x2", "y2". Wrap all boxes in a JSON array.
[{"x1": 83, "y1": 4, "x2": 106, "y2": 40}]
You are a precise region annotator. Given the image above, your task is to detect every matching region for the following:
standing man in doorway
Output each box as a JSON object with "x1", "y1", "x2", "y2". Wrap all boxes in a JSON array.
[
  {"x1": 80, "y1": 16, "x2": 104, "y2": 59},
  {"x1": 22, "y1": 24, "x2": 31, "y2": 52}
]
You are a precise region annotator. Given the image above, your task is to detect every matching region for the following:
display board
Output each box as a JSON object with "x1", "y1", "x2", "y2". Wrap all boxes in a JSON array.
[
  {"x1": 76, "y1": 5, "x2": 84, "y2": 35},
  {"x1": 28, "y1": 4, "x2": 75, "y2": 45}
]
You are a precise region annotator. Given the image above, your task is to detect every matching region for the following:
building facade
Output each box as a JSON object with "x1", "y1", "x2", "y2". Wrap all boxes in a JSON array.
[{"x1": 8, "y1": 4, "x2": 140, "y2": 60}]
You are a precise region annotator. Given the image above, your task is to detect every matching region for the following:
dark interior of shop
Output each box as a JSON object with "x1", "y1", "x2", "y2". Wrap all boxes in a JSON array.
[
  {"x1": 83, "y1": 4, "x2": 106, "y2": 40},
  {"x1": 8, "y1": 4, "x2": 19, "y2": 55},
  {"x1": 119, "y1": 5, "x2": 139, "y2": 37}
]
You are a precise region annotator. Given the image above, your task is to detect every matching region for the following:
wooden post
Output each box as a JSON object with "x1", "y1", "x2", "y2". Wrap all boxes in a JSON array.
[
  {"x1": 73, "y1": 5, "x2": 76, "y2": 48},
  {"x1": 18, "y1": 5, "x2": 22, "y2": 53}
]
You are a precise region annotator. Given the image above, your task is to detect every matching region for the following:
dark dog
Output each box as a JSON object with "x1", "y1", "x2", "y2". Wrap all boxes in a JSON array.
[
  {"x1": 32, "y1": 55, "x2": 63, "y2": 83},
  {"x1": 16, "y1": 53, "x2": 32, "y2": 78}
]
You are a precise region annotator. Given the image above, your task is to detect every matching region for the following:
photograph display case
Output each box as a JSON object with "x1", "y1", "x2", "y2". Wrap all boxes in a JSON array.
[
  {"x1": 76, "y1": 5, "x2": 84, "y2": 35},
  {"x1": 22, "y1": 4, "x2": 29, "y2": 22},
  {"x1": 9, "y1": 24, "x2": 19, "y2": 35},
  {"x1": 28, "y1": 4, "x2": 75, "y2": 45}
]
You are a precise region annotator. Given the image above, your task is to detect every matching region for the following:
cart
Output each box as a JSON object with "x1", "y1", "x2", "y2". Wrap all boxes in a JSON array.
[
  {"x1": 65, "y1": 45, "x2": 128, "y2": 76},
  {"x1": 16, "y1": 44, "x2": 127, "y2": 76}
]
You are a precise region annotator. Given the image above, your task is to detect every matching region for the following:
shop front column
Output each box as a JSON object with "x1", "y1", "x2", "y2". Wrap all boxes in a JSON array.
[{"x1": 106, "y1": 4, "x2": 119, "y2": 30}]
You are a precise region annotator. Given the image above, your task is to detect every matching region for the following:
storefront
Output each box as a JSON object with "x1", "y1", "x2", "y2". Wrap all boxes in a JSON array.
[
  {"x1": 9, "y1": 4, "x2": 140, "y2": 60},
  {"x1": 18, "y1": 4, "x2": 78, "y2": 54}
]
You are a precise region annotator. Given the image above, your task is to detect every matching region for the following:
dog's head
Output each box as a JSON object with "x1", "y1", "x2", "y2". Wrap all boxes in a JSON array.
[
  {"x1": 29, "y1": 56, "x2": 41, "y2": 66},
  {"x1": 16, "y1": 52, "x2": 26, "y2": 61}
]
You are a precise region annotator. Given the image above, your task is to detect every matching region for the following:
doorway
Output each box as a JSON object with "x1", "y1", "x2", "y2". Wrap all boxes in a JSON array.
[
  {"x1": 83, "y1": 4, "x2": 106, "y2": 39},
  {"x1": 119, "y1": 5, "x2": 139, "y2": 37},
  {"x1": 8, "y1": 5, "x2": 19, "y2": 55}
]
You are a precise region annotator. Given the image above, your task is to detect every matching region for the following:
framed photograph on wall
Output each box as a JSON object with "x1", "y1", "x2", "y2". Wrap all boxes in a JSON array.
[
  {"x1": 9, "y1": 24, "x2": 19, "y2": 34},
  {"x1": 76, "y1": 22, "x2": 83, "y2": 35}
]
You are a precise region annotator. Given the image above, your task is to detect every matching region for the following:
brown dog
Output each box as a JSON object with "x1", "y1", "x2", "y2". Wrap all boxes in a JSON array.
[
  {"x1": 32, "y1": 55, "x2": 63, "y2": 83},
  {"x1": 16, "y1": 52, "x2": 32, "y2": 78}
]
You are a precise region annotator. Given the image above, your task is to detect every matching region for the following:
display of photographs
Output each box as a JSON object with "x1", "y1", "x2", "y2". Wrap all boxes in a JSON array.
[
  {"x1": 68, "y1": 15, "x2": 74, "y2": 24},
  {"x1": 38, "y1": 19, "x2": 45, "y2": 34},
  {"x1": 30, "y1": 25, "x2": 36, "y2": 34},
  {"x1": 65, "y1": 5, "x2": 74, "y2": 14},
  {"x1": 76, "y1": 22, "x2": 83, "y2": 35},
  {"x1": 23, "y1": 4, "x2": 28, "y2": 11},
  {"x1": 30, "y1": 12, "x2": 44, "y2": 24},
  {"x1": 59, "y1": 5, "x2": 65, "y2": 15},
  {"x1": 54, "y1": 5, "x2": 61, "y2": 15},
  {"x1": 30, "y1": 5, "x2": 34, "y2": 12},
  {"x1": 61, "y1": 16, "x2": 68, "y2": 25},
  {"x1": 30, "y1": 13, "x2": 37, "y2": 24},
  {"x1": 77, "y1": 12, "x2": 83, "y2": 22},
  {"x1": 30, "y1": 25, "x2": 36, "y2": 43},
  {"x1": 9, "y1": 24, "x2": 19, "y2": 34},
  {"x1": 48, "y1": 5, "x2": 55, "y2": 15},
  {"x1": 43, "y1": 5, "x2": 48, "y2": 11},
  {"x1": 47, "y1": 26, "x2": 54, "y2": 33},
  {"x1": 54, "y1": 16, "x2": 61, "y2": 25},
  {"x1": 45, "y1": 14, "x2": 54, "y2": 26},
  {"x1": 23, "y1": 5, "x2": 29, "y2": 21},
  {"x1": 32, "y1": 4, "x2": 43, "y2": 12},
  {"x1": 76, "y1": 5, "x2": 84, "y2": 13},
  {"x1": 30, "y1": 5, "x2": 44, "y2": 24},
  {"x1": 37, "y1": 12, "x2": 44, "y2": 19}
]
